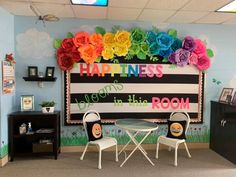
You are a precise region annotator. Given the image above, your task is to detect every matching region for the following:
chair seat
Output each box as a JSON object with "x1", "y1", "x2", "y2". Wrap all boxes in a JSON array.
[
  {"x1": 89, "y1": 137, "x2": 117, "y2": 150},
  {"x1": 158, "y1": 135, "x2": 185, "y2": 148}
]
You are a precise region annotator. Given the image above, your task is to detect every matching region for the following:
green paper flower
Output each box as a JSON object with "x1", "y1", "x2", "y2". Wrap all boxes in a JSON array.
[{"x1": 131, "y1": 28, "x2": 146, "y2": 44}]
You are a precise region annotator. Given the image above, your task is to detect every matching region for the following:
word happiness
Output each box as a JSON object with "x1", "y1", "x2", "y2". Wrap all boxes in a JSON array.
[{"x1": 79, "y1": 63, "x2": 163, "y2": 78}]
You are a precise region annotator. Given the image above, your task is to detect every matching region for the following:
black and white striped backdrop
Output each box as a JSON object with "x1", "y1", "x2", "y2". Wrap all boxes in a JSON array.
[{"x1": 64, "y1": 60, "x2": 204, "y2": 125}]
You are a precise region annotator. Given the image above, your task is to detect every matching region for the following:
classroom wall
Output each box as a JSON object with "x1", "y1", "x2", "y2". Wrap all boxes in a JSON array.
[
  {"x1": 8, "y1": 16, "x2": 236, "y2": 146},
  {"x1": 0, "y1": 7, "x2": 14, "y2": 158}
]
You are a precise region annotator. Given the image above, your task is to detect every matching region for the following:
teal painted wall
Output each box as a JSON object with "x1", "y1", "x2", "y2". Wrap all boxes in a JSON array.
[
  {"x1": 0, "y1": 7, "x2": 15, "y2": 158},
  {"x1": 1, "y1": 15, "x2": 236, "y2": 149}
]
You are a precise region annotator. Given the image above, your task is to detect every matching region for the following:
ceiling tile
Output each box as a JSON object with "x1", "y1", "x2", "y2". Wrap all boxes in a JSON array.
[
  {"x1": 4, "y1": 0, "x2": 70, "y2": 4},
  {"x1": 138, "y1": 9, "x2": 176, "y2": 22},
  {"x1": 109, "y1": 0, "x2": 149, "y2": 8},
  {"x1": 72, "y1": 6, "x2": 107, "y2": 19},
  {"x1": 223, "y1": 17, "x2": 236, "y2": 25},
  {"x1": 146, "y1": 0, "x2": 190, "y2": 10},
  {"x1": 182, "y1": 0, "x2": 233, "y2": 11},
  {"x1": 196, "y1": 12, "x2": 236, "y2": 24},
  {"x1": 108, "y1": 7, "x2": 141, "y2": 20},
  {"x1": 167, "y1": 11, "x2": 209, "y2": 23},
  {"x1": 34, "y1": 3, "x2": 74, "y2": 18},
  {"x1": 0, "y1": 1, "x2": 34, "y2": 16}
]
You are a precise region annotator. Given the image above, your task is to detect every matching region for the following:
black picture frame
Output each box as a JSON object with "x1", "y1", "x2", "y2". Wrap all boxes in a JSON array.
[
  {"x1": 28, "y1": 66, "x2": 38, "y2": 77},
  {"x1": 219, "y1": 88, "x2": 233, "y2": 103},
  {"x1": 232, "y1": 92, "x2": 236, "y2": 105},
  {"x1": 45, "y1": 67, "x2": 55, "y2": 78}
]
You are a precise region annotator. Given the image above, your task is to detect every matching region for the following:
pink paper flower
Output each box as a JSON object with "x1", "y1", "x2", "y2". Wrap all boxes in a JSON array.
[
  {"x1": 193, "y1": 39, "x2": 206, "y2": 56},
  {"x1": 189, "y1": 52, "x2": 198, "y2": 65},
  {"x1": 197, "y1": 55, "x2": 211, "y2": 71}
]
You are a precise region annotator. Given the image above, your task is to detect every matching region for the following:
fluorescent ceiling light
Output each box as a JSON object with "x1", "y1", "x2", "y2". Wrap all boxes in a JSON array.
[
  {"x1": 71, "y1": 0, "x2": 108, "y2": 6},
  {"x1": 217, "y1": 0, "x2": 236, "y2": 12}
]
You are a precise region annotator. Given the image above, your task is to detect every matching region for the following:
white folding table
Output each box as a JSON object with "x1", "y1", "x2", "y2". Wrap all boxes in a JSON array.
[{"x1": 115, "y1": 119, "x2": 158, "y2": 167}]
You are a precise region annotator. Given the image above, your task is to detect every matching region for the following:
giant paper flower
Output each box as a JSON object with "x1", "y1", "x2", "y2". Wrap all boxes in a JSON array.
[
  {"x1": 90, "y1": 33, "x2": 103, "y2": 46},
  {"x1": 79, "y1": 44, "x2": 97, "y2": 64},
  {"x1": 193, "y1": 39, "x2": 206, "y2": 56},
  {"x1": 131, "y1": 28, "x2": 146, "y2": 44},
  {"x1": 103, "y1": 33, "x2": 115, "y2": 47},
  {"x1": 156, "y1": 32, "x2": 174, "y2": 51},
  {"x1": 197, "y1": 55, "x2": 211, "y2": 71},
  {"x1": 57, "y1": 53, "x2": 75, "y2": 71},
  {"x1": 61, "y1": 38, "x2": 74, "y2": 52},
  {"x1": 73, "y1": 32, "x2": 90, "y2": 47},
  {"x1": 169, "y1": 49, "x2": 190, "y2": 67},
  {"x1": 114, "y1": 31, "x2": 131, "y2": 47},
  {"x1": 182, "y1": 36, "x2": 196, "y2": 52},
  {"x1": 114, "y1": 45, "x2": 129, "y2": 56},
  {"x1": 102, "y1": 47, "x2": 114, "y2": 60}
]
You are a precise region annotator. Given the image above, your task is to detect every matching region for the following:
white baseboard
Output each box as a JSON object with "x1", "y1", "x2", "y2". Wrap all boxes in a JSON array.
[
  {"x1": 0, "y1": 155, "x2": 9, "y2": 167},
  {"x1": 61, "y1": 143, "x2": 209, "y2": 153}
]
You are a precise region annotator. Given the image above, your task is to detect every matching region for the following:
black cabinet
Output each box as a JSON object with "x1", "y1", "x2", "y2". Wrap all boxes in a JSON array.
[
  {"x1": 210, "y1": 101, "x2": 236, "y2": 164},
  {"x1": 8, "y1": 111, "x2": 60, "y2": 161}
]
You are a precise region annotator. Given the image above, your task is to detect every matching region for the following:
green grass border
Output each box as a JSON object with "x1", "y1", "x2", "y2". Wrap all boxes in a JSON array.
[{"x1": 0, "y1": 145, "x2": 8, "y2": 158}]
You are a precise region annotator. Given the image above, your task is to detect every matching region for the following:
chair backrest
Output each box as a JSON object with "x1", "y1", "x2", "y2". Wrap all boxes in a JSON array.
[
  {"x1": 82, "y1": 110, "x2": 101, "y2": 139},
  {"x1": 170, "y1": 112, "x2": 190, "y2": 134}
]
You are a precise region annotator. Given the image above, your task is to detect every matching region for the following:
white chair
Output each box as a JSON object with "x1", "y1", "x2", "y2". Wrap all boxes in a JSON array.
[
  {"x1": 155, "y1": 112, "x2": 191, "y2": 166},
  {"x1": 80, "y1": 110, "x2": 118, "y2": 169}
]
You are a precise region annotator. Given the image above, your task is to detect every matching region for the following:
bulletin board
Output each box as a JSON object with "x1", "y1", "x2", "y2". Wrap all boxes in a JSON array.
[{"x1": 64, "y1": 59, "x2": 204, "y2": 125}]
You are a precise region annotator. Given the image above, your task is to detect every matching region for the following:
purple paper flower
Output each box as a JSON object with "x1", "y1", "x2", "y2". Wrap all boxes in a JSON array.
[
  {"x1": 168, "y1": 52, "x2": 176, "y2": 64},
  {"x1": 182, "y1": 36, "x2": 196, "y2": 52},
  {"x1": 175, "y1": 49, "x2": 191, "y2": 67}
]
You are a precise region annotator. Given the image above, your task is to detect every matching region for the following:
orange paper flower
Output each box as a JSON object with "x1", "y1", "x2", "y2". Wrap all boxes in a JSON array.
[
  {"x1": 79, "y1": 44, "x2": 97, "y2": 64},
  {"x1": 73, "y1": 32, "x2": 90, "y2": 47},
  {"x1": 90, "y1": 33, "x2": 103, "y2": 46}
]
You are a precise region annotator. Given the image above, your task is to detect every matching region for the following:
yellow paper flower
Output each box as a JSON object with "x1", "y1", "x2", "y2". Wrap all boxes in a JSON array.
[
  {"x1": 114, "y1": 45, "x2": 128, "y2": 56},
  {"x1": 102, "y1": 47, "x2": 114, "y2": 60},
  {"x1": 103, "y1": 33, "x2": 115, "y2": 47},
  {"x1": 114, "y1": 31, "x2": 131, "y2": 47}
]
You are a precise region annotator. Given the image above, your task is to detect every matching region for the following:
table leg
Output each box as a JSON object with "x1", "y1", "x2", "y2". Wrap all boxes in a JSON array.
[
  {"x1": 119, "y1": 131, "x2": 148, "y2": 155},
  {"x1": 119, "y1": 131, "x2": 138, "y2": 155},
  {"x1": 120, "y1": 130, "x2": 155, "y2": 167}
]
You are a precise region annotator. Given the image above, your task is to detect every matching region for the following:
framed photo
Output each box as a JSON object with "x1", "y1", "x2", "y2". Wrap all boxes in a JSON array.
[
  {"x1": 219, "y1": 88, "x2": 233, "y2": 103},
  {"x1": 28, "y1": 66, "x2": 38, "y2": 77},
  {"x1": 231, "y1": 92, "x2": 236, "y2": 105},
  {"x1": 45, "y1": 67, "x2": 55, "y2": 78},
  {"x1": 21, "y1": 95, "x2": 34, "y2": 111}
]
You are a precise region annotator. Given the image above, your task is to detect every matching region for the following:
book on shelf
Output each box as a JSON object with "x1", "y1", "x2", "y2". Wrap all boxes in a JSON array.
[{"x1": 36, "y1": 128, "x2": 54, "y2": 133}]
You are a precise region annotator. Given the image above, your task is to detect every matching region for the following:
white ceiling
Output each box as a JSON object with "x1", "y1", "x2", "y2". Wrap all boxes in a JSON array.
[{"x1": 1, "y1": 0, "x2": 236, "y2": 25}]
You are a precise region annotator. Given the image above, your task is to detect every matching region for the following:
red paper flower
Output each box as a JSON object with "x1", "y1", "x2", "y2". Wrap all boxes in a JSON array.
[
  {"x1": 57, "y1": 53, "x2": 75, "y2": 71},
  {"x1": 61, "y1": 38, "x2": 74, "y2": 52},
  {"x1": 72, "y1": 46, "x2": 82, "y2": 62}
]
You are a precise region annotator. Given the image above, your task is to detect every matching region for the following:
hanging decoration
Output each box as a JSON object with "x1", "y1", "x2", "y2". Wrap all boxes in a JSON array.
[{"x1": 2, "y1": 53, "x2": 16, "y2": 94}]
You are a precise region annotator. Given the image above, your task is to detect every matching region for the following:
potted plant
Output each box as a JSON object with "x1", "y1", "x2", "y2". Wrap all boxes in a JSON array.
[{"x1": 39, "y1": 101, "x2": 56, "y2": 113}]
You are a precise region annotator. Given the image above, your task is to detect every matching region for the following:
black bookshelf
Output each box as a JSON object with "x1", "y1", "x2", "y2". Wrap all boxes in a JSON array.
[{"x1": 8, "y1": 111, "x2": 61, "y2": 161}]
